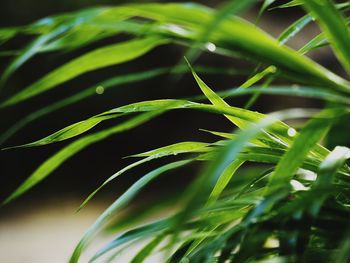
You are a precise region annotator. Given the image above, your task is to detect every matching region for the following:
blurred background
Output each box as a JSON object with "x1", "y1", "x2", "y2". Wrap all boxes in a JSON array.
[{"x1": 0, "y1": 0, "x2": 348, "y2": 262}]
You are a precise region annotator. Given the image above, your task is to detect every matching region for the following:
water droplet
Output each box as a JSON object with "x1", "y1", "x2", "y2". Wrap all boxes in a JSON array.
[
  {"x1": 95, "y1": 85, "x2": 104, "y2": 95},
  {"x1": 206, "y1": 42, "x2": 216, "y2": 52},
  {"x1": 287, "y1": 127, "x2": 296, "y2": 137}
]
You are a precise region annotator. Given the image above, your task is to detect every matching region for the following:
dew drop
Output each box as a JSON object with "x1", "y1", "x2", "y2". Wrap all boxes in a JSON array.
[
  {"x1": 95, "y1": 85, "x2": 105, "y2": 95},
  {"x1": 206, "y1": 42, "x2": 216, "y2": 52},
  {"x1": 287, "y1": 127, "x2": 296, "y2": 137}
]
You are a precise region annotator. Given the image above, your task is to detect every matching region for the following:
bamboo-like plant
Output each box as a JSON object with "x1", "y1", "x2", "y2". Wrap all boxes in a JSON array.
[{"x1": 1, "y1": 0, "x2": 350, "y2": 262}]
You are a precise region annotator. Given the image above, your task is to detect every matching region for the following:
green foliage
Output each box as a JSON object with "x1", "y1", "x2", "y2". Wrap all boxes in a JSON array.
[{"x1": 2, "y1": 1, "x2": 350, "y2": 262}]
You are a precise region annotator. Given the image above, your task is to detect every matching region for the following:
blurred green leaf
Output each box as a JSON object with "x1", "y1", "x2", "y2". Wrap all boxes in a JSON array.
[{"x1": 0, "y1": 37, "x2": 168, "y2": 108}]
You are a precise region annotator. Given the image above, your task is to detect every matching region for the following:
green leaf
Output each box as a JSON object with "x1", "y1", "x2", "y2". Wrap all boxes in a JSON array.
[
  {"x1": 169, "y1": 107, "x2": 317, "y2": 244},
  {"x1": 186, "y1": 62, "x2": 297, "y2": 154},
  {"x1": 3, "y1": 100, "x2": 189, "y2": 148},
  {"x1": 130, "y1": 234, "x2": 165, "y2": 263},
  {"x1": 299, "y1": 32, "x2": 327, "y2": 54},
  {"x1": 278, "y1": 15, "x2": 313, "y2": 45},
  {"x1": 273, "y1": 0, "x2": 301, "y2": 9},
  {"x1": 0, "y1": 27, "x2": 17, "y2": 45},
  {"x1": 183, "y1": 0, "x2": 256, "y2": 63},
  {"x1": 96, "y1": 219, "x2": 170, "y2": 262},
  {"x1": 78, "y1": 141, "x2": 211, "y2": 210},
  {"x1": 0, "y1": 67, "x2": 172, "y2": 146},
  {"x1": 3, "y1": 2, "x2": 350, "y2": 107},
  {"x1": 309, "y1": 146, "x2": 350, "y2": 216},
  {"x1": 1, "y1": 111, "x2": 163, "y2": 206},
  {"x1": 0, "y1": 65, "x2": 247, "y2": 146},
  {"x1": 3, "y1": 114, "x2": 119, "y2": 150},
  {"x1": 186, "y1": 58, "x2": 250, "y2": 129},
  {"x1": 218, "y1": 85, "x2": 350, "y2": 106},
  {"x1": 302, "y1": 0, "x2": 350, "y2": 74},
  {"x1": 129, "y1": 141, "x2": 210, "y2": 158},
  {"x1": 207, "y1": 159, "x2": 244, "y2": 204},
  {"x1": 69, "y1": 160, "x2": 192, "y2": 263},
  {"x1": 266, "y1": 108, "x2": 347, "y2": 194},
  {"x1": 0, "y1": 36, "x2": 168, "y2": 108},
  {"x1": 257, "y1": 0, "x2": 278, "y2": 23},
  {"x1": 0, "y1": 25, "x2": 71, "y2": 89}
]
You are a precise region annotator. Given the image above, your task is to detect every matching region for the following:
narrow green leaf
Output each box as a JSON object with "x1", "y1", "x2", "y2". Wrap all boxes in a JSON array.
[
  {"x1": 0, "y1": 25, "x2": 70, "y2": 89},
  {"x1": 3, "y1": 115, "x2": 119, "y2": 150},
  {"x1": 299, "y1": 32, "x2": 327, "y2": 54},
  {"x1": 257, "y1": 0, "x2": 277, "y2": 21},
  {"x1": 273, "y1": 0, "x2": 301, "y2": 9},
  {"x1": 0, "y1": 98, "x2": 269, "y2": 149},
  {"x1": 78, "y1": 141, "x2": 211, "y2": 210},
  {"x1": 309, "y1": 146, "x2": 350, "y2": 216},
  {"x1": 0, "y1": 65, "x2": 248, "y2": 146},
  {"x1": 128, "y1": 141, "x2": 210, "y2": 158},
  {"x1": 3, "y1": 100, "x2": 190, "y2": 149},
  {"x1": 70, "y1": 160, "x2": 192, "y2": 263},
  {"x1": 0, "y1": 28, "x2": 17, "y2": 45},
  {"x1": 0, "y1": 67, "x2": 173, "y2": 146},
  {"x1": 1, "y1": 111, "x2": 163, "y2": 206},
  {"x1": 238, "y1": 66, "x2": 276, "y2": 90},
  {"x1": 302, "y1": 0, "x2": 350, "y2": 74},
  {"x1": 183, "y1": 0, "x2": 256, "y2": 63},
  {"x1": 0, "y1": 37, "x2": 168, "y2": 108},
  {"x1": 218, "y1": 85, "x2": 350, "y2": 105},
  {"x1": 207, "y1": 159, "x2": 244, "y2": 204},
  {"x1": 169, "y1": 108, "x2": 317, "y2": 245},
  {"x1": 186, "y1": 58, "x2": 249, "y2": 129},
  {"x1": 97, "y1": 219, "x2": 170, "y2": 262},
  {"x1": 130, "y1": 234, "x2": 165, "y2": 263},
  {"x1": 266, "y1": 108, "x2": 346, "y2": 194},
  {"x1": 186, "y1": 62, "x2": 294, "y2": 154},
  {"x1": 278, "y1": 15, "x2": 313, "y2": 45}
]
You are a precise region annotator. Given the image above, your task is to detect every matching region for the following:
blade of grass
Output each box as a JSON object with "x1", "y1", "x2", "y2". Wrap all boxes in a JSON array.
[
  {"x1": 0, "y1": 65, "x2": 248, "y2": 146},
  {"x1": 278, "y1": 15, "x2": 313, "y2": 45},
  {"x1": 181, "y1": 0, "x2": 256, "y2": 69},
  {"x1": 78, "y1": 141, "x2": 211, "y2": 210},
  {"x1": 130, "y1": 234, "x2": 166, "y2": 263},
  {"x1": 309, "y1": 146, "x2": 350, "y2": 216},
  {"x1": 69, "y1": 160, "x2": 193, "y2": 263},
  {"x1": 218, "y1": 85, "x2": 350, "y2": 106},
  {"x1": 1, "y1": 111, "x2": 164, "y2": 206},
  {"x1": 302, "y1": 0, "x2": 350, "y2": 74},
  {"x1": 0, "y1": 67, "x2": 171, "y2": 146},
  {"x1": 167, "y1": 108, "x2": 318, "y2": 251},
  {"x1": 266, "y1": 108, "x2": 348, "y2": 195},
  {"x1": 0, "y1": 36, "x2": 168, "y2": 108},
  {"x1": 0, "y1": 25, "x2": 70, "y2": 89}
]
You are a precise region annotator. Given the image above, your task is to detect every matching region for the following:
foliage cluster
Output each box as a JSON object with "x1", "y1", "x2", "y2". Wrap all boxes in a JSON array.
[{"x1": 1, "y1": 1, "x2": 350, "y2": 262}]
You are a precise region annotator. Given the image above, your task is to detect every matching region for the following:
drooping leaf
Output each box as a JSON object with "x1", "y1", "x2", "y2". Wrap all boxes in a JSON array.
[
  {"x1": 70, "y1": 160, "x2": 193, "y2": 263},
  {"x1": 266, "y1": 108, "x2": 347, "y2": 194},
  {"x1": 0, "y1": 65, "x2": 248, "y2": 146},
  {"x1": 0, "y1": 37, "x2": 168, "y2": 108},
  {"x1": 302, "y1": 0, "x2": 350, "y2": 74},
  {"x1": 78, "y1": 141, "x2": 211, "y2": 210},
  {"x1": 1, "y1": 111, "x2": 164, "y2": 205},
  {"x1": 309, "y1": 146, "x2": 350, "y2": 216},
  {"x1": 130, "y1": 234, "x2": 165, "y2": 263},
  {"x1": 3, "y1": 114, "x2": 119, "y2": 150},
  {"x1": 278, "y1": 15, "x2": 313, "y2": 45}
]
